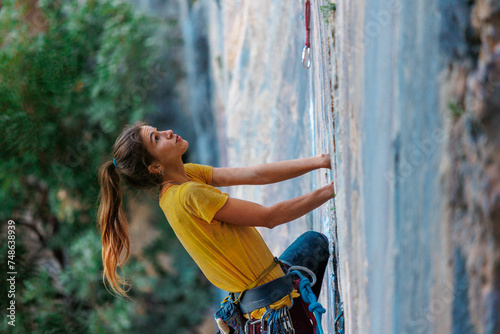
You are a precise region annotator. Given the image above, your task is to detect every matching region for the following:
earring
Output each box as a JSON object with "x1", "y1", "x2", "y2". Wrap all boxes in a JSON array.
[{"x1": 159, "y1": 169, "x2": 164, "y2": 175}]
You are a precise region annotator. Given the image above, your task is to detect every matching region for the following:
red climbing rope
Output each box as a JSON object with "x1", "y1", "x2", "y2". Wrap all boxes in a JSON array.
[
  {"x1": 305, "y1": 0, "x2": 311, "y2": 48},
  {"x1": 302, "y1": 0, "x2": 311, "y2": 69}
]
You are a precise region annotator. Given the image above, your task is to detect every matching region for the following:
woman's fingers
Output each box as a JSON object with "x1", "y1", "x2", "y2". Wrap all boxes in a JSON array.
[{"x1": 322, "y1": 181, "x2": 335, "y2": 199}]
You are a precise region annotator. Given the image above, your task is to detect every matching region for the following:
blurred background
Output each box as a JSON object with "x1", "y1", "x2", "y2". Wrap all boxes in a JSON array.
[{"x1": 0, "y1": 0, "x2": 220, "y2": 332}]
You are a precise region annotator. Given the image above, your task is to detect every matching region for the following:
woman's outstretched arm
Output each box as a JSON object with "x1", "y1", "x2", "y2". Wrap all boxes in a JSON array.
[
  {"x1": 212, "y1": 154, "x2": 331, "y2": 187},
  {"x1": 213, "y1": 182, "x2": 335, "y2": 228}
]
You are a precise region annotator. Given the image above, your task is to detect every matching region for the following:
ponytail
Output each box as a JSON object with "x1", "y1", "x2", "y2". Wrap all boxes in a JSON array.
[
  {"x1": 97, "y1": 160, "x2": 132, "y2": 299},
  {"x1": 97, "y1": 121, "x2": 162, "y2": 298}
]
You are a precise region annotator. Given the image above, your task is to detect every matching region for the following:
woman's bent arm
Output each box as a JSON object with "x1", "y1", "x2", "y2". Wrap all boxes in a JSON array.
[
  {"x1": 213, "y1": 182, "x2": 335, "y2": 228},
  {"x1": 212, "y1": 154, "x2": 331, "y2": 187}
]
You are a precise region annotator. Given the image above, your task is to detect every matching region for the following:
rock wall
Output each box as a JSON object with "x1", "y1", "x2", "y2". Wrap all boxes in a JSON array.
[
  {"x1": 334, "y1": 0, "x2": 500, "y2": 332},
  {"x1": 335, "y1": 0, "x2": 451, "y2": 331},
  {"x1": 203, "y1": 0, "x2": 500, "y2": 333}
]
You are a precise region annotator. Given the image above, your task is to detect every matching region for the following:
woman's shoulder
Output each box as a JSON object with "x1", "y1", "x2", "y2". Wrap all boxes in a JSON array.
[
  {"x1": 161, "y1": 178, "x2": 216, "y2": 202},
  {"x1": 184, "y1": 163, "x2": 213, "y2": 184},
  {"x1": 179, "y1": 180, "x2": 217, "y2": 194},
  {"x1": 178, "y1": 181, "x2": 227, "y2": 203},
  {"x1": 159, "y1": 181, "x2": 201, "y2": 206}
]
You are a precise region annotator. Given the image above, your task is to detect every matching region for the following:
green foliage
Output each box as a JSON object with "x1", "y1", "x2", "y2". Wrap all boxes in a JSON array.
[
  {"x1": 0, "y1": 0, "x2": 215, "y2": 333},
  {"x1": 449, "y1": 102, "x2": 466, "y2": 120},
  {"x1": 0, "y1": 0, "x2": 162, "y2": 213},
  {"x1": 130, "y1": 235, "x2": 216, "y2": 333},
  {"x1": 320, "y1": 2, "x2": 336, "y2": 26}
]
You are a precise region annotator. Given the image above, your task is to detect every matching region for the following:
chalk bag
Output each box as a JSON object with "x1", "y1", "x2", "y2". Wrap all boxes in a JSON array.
[{"x1": 214, "y1": 293, "x2": 246, "y2": 334}]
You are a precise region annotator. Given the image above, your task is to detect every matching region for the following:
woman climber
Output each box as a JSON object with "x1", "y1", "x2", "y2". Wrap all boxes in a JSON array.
[{"x1": 97, "y1": 121, "x2": 334, "y2": 334}]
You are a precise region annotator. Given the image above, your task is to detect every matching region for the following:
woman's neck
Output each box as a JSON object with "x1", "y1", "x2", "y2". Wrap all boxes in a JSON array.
[
  {"x1": 161, "y1": 162, "x2": 190, "y2": 185},
  {"x1": 159, "y1": 163, "x2": 190, "y2": 198}
]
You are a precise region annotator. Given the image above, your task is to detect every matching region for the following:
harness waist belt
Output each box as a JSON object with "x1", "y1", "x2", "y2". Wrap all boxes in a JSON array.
[{"x1": 236, "y1": 273, "x2": 294, "y2": 314}]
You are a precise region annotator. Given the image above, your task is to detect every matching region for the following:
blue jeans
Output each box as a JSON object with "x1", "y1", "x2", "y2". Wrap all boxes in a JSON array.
[{"x1": 279, "y1": 231, "x2": 330, "y2": 299}]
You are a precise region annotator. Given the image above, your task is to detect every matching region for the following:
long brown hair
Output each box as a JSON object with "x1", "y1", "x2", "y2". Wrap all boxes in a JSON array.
[{"x1": 97, "y1": 121, "x2": 161, "y2": 298}]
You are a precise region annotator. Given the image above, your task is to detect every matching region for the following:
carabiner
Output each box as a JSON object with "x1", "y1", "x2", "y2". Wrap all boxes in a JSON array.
[
  {"x1": 261, "y1": 307, "x2": 273, "y2": 334},
  {"x1": 302, "y1": 46, "x2": 311, "y2": 69}
]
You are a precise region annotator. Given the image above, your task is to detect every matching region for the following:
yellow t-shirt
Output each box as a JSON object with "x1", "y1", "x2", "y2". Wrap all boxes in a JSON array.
[{"x1": 159, "y1": 163, "x2": 296, "y2": 318}]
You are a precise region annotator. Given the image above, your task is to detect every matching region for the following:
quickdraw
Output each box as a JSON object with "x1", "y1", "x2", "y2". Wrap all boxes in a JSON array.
[
  {"x1": 243, "y1": 299, "x2": 296, "y2": 334},
  {"x1": 302, "y1": 0, "x2": 312, "y2": 69}
]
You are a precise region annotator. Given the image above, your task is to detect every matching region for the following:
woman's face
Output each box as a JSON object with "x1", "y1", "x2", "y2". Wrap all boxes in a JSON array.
[{"x1": 140, "y1": 125, "x2": 189, "y2": 167}]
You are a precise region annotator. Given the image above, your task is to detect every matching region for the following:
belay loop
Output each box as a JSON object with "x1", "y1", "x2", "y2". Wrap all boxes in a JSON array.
[{"x1": 302, "y1": 0, "x2": 311, "y2": 69}]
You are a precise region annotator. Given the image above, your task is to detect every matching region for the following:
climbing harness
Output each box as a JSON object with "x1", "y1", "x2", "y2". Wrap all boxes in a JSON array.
[
  {"x1": 234, "y1": 257, "x2": 281, "y2": 304},
  {"x1": 214, "y1": 257, "x2": 285, "y2": 334},
  {"x1": 302, "y1": 0, "x2": 312, "y2": 69},
  {"x1": 214, "y1": 258, "x2": 329, "y2": 334}
]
